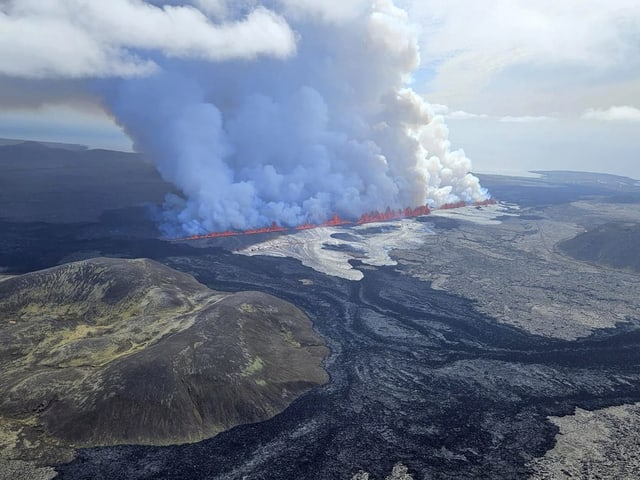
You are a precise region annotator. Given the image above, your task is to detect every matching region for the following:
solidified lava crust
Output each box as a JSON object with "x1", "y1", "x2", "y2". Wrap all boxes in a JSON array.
[{"x1": 54, "y1": 251, "x2": 640, "y2": 480}]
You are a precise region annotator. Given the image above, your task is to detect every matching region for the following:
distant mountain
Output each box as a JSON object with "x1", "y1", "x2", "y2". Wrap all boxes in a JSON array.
[
  {"x1": 0, "y1": 258, "x2": 328, "y2": 465},
  {"x1": 0, "y1": 138, "x2": 89, "y2": 151},
  {"x1": 0, "y1": 141, "x2": 172, "y2": 223}
]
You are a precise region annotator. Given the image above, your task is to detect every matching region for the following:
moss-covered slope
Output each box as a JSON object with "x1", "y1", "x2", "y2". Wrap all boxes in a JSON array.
[{"x1": 0, "y1": 258, "x2": 328, "y2": 467}]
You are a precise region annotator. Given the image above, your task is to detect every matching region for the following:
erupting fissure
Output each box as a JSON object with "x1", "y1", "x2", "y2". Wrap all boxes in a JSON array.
[
  {"x1": 91, "y1": 1, "x2": 491, "y2": 237},
  {"x1": 179, "y1": 200, "x2": 496, "y2": 241}
]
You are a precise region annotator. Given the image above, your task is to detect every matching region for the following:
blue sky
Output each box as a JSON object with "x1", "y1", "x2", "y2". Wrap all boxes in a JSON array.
[
  {"x1": 403, "y1": 0, "x2": 640, "y2": 178},
  {"x1": 1, "y1": 0, "x2": 638, "y2": 178},
  {"x1": 447, "y1": 117, "x2": 640, "y2": 178}
]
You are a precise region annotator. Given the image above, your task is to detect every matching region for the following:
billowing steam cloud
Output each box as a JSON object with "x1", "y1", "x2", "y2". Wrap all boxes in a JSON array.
[{"x1": 2, "y1": 0, "x2": 489, "y2": 235}]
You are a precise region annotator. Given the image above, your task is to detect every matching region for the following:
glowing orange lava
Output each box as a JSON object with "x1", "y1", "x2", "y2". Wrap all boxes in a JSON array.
[{"x1": 178, "y1": 199, "x2": 496, "y2": 241}]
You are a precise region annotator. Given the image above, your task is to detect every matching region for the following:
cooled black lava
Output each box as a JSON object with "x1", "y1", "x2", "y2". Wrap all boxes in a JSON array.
[{"x1": 48, "y1": 246, "x2": 640, "y2": 480}]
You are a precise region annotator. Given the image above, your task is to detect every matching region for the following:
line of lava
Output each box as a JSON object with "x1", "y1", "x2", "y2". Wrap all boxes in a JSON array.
[{"x1": 178, "y1": 199, "x2": 497, "y2": 241}]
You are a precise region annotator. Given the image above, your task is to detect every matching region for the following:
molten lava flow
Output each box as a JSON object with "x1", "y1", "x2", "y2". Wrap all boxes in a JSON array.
[
  {"x1": 440, "y1": 200, "x2": 467, "y2": 210},
  {"x1": 357, "y1": 205, "x2": 431, "y2": 224},
  {"x1": 244, "y1": 222, "x2": 288, "y2": 235},
  {"x1": 179, "y1": 199, "x2": 496, "y2": 241},
  {"x1": 473, "y1": 199, "x2": 497, "y2": 207},
  {"x1": 185, "y1": 230, "x2": 241, "y2": 240},
  {"x1": 320, "y1": 214, "x2": 351, "y2": 227},
  {"x1": 295, "y1": 223, "x2": 317, "y2": 230}
]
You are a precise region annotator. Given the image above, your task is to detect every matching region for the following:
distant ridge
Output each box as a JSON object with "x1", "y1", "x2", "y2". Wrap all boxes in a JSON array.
[{"x1": 0, "y1": 137, "x2": 89, "y2": 151}]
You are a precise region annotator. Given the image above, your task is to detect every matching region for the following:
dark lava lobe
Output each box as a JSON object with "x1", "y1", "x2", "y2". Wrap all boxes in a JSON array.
[{"x1": 52, "y1": 251, "x2": 640, "y2": 480}]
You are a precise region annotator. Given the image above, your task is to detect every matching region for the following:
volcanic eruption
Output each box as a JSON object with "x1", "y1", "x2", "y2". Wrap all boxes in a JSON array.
[{"x1": 95, "y1": 0, "x2": 489, "y2": 236}]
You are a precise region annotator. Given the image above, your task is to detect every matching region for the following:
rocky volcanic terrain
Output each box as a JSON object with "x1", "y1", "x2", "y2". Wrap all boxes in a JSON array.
[
  {"x1": 0, "y1": 257, "x2": 328, "y2": 479},
  {"x1": 1, "y1": 143, "x2": 640, "y2": 479}
]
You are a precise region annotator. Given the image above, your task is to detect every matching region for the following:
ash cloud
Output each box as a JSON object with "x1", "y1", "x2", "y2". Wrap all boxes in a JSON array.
[{"x1": 1, "y1": 0, "x2": 489, "y2": 235}]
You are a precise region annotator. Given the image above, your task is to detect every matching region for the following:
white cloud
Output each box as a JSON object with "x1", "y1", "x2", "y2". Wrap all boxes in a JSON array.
[
  {"x1": 429, "y1": 103, "x2": 449, "y2": 115},
  {"x1": 500, "y1": 115, "x2": 556, "y2": 123},
  {"x1": 426, "y1": 104, "x2": 489, "y2": 119},
  {"x1": 582, "y1": 106, "x2": 640, "y2": 122},
  {"x1": 192, "y1": 0, "x2": 227, "y2": 18},
  {"x1": 277, "y1": 0, "x2": 371, "y2": 22},
  {"x1": 405, "y1": 0, "x2": 640, "y2": 115},
  {"x1": 437, "y1": 109, "x2": 553, "y2": 122},
  {"x1": 447, "y1": 110, "x2": 488, "y2": 120},
  {"x1": 441, "y1": 111, "x2": 562, "y2": 123},
  {"x1": 0, "y1": 0, "x2": 296, "y2": 78}
]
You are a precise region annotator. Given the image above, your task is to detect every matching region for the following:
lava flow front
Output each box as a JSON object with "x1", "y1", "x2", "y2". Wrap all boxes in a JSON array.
[{"x1": 178, "y1": 200, "x2": 496, "y2": 241}]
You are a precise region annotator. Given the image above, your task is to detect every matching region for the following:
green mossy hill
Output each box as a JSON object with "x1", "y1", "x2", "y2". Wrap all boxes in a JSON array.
[
  {"x1": 0, "y1": 257, "x2": 209, "y2": 324},
  {"x1": 0, "y1": 258, "x2": 328, "y2": 467}
]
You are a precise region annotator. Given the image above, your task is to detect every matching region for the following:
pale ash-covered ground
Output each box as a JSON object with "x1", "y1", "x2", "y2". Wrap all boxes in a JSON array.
[
  {"x1": 396, "y1": 202, "x2": 640, "y2": 340},
  {"x1": 239, "y1": 202, "x2": 640, "y2": 340},
  {"x1": 529, "y1": 403, "x2": 640, "y2": 479},
  {"x1": 238, "y1": 220, "x2": 430, "y2": 281}
]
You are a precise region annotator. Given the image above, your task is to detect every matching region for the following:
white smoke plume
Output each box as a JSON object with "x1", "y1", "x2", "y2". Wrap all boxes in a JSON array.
[{"x1": 3, "y1": 0, "x2": 489, "y2": 235}]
